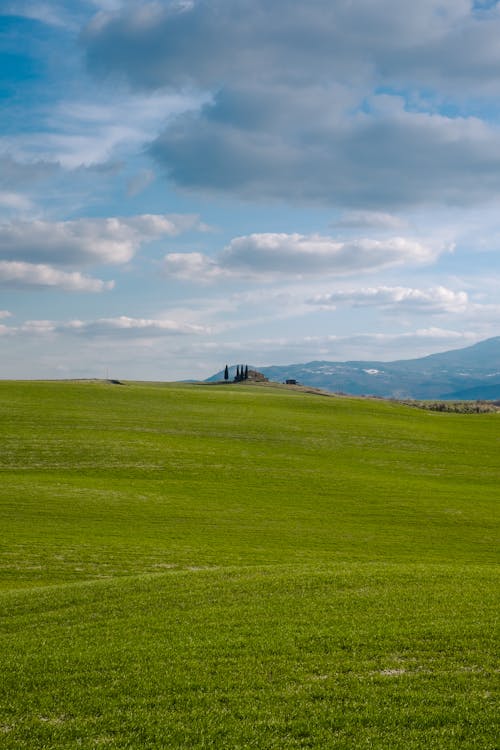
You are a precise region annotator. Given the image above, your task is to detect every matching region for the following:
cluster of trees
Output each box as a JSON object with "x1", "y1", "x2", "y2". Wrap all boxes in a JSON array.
[
  {"x1": 224, "y1": 364, "x2": 249, "y2": 381},
  {"x1": 401, "y1": 399, "x2": 500, "y2": 414}
]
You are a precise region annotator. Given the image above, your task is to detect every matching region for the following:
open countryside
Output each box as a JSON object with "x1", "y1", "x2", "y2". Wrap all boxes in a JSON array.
[{"x1": 0, "y1": 380, "x2": 498, "y2": 749}]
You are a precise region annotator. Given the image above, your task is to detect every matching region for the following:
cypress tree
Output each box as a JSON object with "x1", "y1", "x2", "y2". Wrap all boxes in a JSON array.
[
  {"x1": 224, "y1": 364, "x2": 229, "y2": 381},
  {"x1": 244, "y1": 364, "x2": 249, "y2": 380},
  {"x1": 236, "y1": 365, "x2": 240, "y2": 381}
]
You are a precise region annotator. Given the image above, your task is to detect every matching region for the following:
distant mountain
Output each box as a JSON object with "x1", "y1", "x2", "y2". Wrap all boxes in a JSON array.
[{"x1": 207, "y1": 337, "x2": 500, "y2": 400}]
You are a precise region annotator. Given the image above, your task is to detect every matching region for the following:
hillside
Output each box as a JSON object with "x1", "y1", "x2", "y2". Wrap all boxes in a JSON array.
[
  {"x1": 0, "y1": 381, "x2": 498, "y2": 749},
  {"x1": 208, "y1": 336, "x2": 500, "y2": 399}
]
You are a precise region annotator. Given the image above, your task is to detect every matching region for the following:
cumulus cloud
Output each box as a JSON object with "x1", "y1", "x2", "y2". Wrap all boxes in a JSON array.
[
  {"x1": 308, "y1": 286, "x2": 469, "y2": 314},
  {"x1": 221, "y1": 234, "x2": 440, "y2": 273},
  {"x1": 83, "y1": 0, "x2": 500, "y2": 207},
  {"x1": 163, "y1": 233, "x2": 445, "y2": 282},
  {"x1": 150, "y1": 96, "x2": 500, "y2": 207},
  {"x1": 0, "y1": 214, "x2": 202, "y2": 267},
  {"x1": 0, "y1": 261, "x2": 113, "y2": 292}
]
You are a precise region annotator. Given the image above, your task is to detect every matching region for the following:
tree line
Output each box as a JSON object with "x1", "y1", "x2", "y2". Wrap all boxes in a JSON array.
[{"x1": 224, "y1": 364, "x2": 249, "y2": 382}]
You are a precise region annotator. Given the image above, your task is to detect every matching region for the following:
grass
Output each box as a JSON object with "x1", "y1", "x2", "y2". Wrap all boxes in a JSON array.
[{"x1": 0, "y1": 381, "x2": 498, "y2": 748}]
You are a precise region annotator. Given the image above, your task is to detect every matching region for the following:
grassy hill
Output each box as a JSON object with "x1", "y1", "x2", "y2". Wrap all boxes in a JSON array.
[{"x1": 0, "y1": 381, "x2": 498, "y2": 748}]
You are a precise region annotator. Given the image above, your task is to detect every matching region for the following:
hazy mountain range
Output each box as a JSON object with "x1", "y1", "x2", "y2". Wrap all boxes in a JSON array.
[{"x1": 207, "y1": 337, "x2": 500, "y2": 400}]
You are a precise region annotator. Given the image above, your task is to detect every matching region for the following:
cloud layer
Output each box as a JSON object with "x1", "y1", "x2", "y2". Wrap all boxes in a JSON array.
[
  {"x1": 84, "y1": 1, "x2": 500, "y2": 93},
  {"x1": 0, "y1": 213, "x2": 203, "y2": 291},
  {"x1": 84, "y1": 0, "x2": 500, "y2": 207}
]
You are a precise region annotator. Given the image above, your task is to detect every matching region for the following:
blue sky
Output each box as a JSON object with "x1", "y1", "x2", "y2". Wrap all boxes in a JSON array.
[{"x1": 1, "y1": 0, "x2": 500, "y2": 380}]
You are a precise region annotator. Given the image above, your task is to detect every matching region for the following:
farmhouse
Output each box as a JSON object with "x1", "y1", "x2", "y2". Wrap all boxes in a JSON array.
[{"x1": 247, "y1": 369, "x2": 268, "y2": 382}]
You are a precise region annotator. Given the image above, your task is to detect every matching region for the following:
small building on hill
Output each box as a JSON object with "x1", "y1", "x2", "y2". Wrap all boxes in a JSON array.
[{"x1": 246, "y1": 369, "x2": 268, "y2": 382}]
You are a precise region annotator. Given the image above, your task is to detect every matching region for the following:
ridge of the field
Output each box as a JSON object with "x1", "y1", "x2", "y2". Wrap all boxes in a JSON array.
[{"x1": 0, "y1": 380, "x2": 498, "y2": 749}]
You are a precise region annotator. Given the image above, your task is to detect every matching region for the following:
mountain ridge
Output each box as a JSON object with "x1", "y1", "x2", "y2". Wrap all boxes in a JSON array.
[{"x1": 207, "y1": 336, "x2": 500, "y2": 400}]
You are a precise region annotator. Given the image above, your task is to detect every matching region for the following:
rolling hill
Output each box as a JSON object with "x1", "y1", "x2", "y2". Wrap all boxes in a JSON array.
[{"x1": 1, "y1": 381, "x2": 498, "y2": 748}]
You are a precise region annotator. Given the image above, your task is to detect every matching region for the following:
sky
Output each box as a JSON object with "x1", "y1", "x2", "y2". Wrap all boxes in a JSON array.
[{"x1": 1, "y1": 0, "x2": 500, "y2": 380}]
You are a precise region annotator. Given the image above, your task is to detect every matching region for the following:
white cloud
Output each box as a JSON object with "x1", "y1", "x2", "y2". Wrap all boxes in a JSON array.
[
  {"x1": 0, "y1": 214, "x2": 202, "y2": 267},
  {"x1": 221, "y1": 234, "x2": 441, "y2": 273},
  {"x1": 15, "y1": 315, "x2": 208, "y2": 338},
  {"x1": 0, "y1": 310, "x2": 12, "y2": 319},
  {"x1": 163, "y1": 233, "x2": 446, "y2": 282},
  {"x1": 307, "y1": 286, "x2": 469, "y2": 314},
  {"x1": 0, "y1": 261, "x2": 114, "y2": 292}
]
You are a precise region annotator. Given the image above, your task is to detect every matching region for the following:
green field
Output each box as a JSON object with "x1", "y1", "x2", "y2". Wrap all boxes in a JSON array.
[{"x1": 0, "y1": 381, "x2": 498, "y2": 748}]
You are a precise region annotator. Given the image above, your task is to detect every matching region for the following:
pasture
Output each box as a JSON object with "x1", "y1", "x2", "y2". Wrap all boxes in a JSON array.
[{"x1": 0, "y1": 381, "x2": 498, "y2": 748}]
